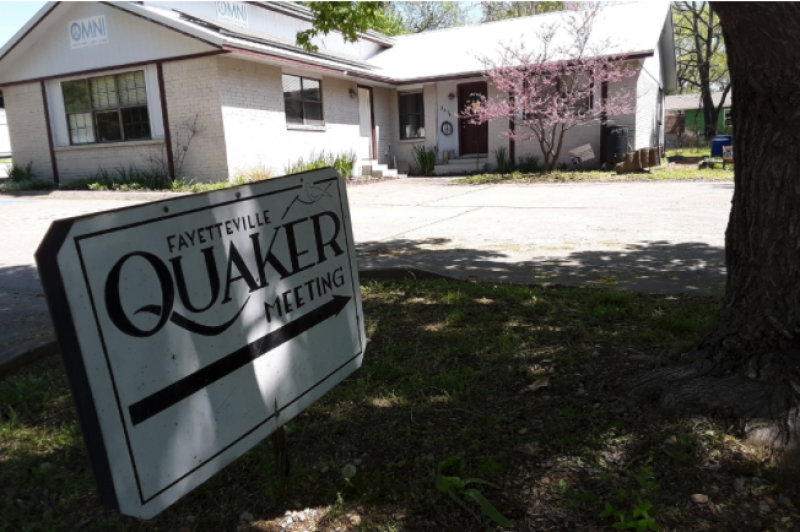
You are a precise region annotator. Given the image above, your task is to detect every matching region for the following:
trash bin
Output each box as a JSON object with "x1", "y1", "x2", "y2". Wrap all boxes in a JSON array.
[
  {"x1": 711, "y1": 135, "x2": 732, "y2": 158},
  {"x1": 604, "y1": 125, "x2": 629, "y2": 163}
]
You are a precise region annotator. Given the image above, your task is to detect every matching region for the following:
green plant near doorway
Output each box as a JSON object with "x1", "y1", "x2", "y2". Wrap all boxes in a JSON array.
[
  {"x1": 492, "y1": 147, "x2": 511, "y2": 173},
  {"x1": 411, "y1": 144, "x2": 438, "y2": 175}
]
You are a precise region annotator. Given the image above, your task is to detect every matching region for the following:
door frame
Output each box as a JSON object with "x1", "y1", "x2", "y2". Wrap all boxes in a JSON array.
[
  {"x1": 457, "y1": 81, "x2": 489, "y2": 156},
  {"x1": 357, "y1": 84, "x2": 377, "y2": 160}
]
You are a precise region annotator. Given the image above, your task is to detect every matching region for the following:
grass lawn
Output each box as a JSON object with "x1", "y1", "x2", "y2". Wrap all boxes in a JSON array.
[
  {"x1": 1, "y1": 278, "x2": 796, "y2": 532},
  {"x1": 452, "y1": 166, "x2": 733, "y2": 185},
  {"x1": 665, "y1": 148, "x2": 713, "y2": 159}
]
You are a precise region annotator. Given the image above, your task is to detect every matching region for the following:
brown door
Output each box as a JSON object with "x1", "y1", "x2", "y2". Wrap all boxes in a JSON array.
[{"x1": 458, "y1": 82, "x2": 489, "y2": 155}]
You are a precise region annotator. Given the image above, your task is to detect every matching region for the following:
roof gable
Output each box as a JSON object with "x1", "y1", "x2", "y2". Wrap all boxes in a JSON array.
[{"x1": 0, "y1": 2, "x2": 218, "y2": 85}]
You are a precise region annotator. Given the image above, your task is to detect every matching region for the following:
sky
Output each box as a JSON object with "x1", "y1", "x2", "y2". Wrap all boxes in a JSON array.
[{"x1": 0, "y1": 1, "x2": 47, "y2": 49}]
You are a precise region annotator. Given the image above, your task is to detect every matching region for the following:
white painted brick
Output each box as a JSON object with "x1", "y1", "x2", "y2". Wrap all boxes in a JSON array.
[
  {"x1": 217, "y1": 57, "x2": 367, "y2": 179},
  {"x1": 3, "y1": 83, "x2": 53, "y2": 180}
]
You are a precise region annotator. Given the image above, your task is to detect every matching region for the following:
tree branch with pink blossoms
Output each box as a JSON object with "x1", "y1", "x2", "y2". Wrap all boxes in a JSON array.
[{"x1": 460, "y1": 3, "x2": 637, "y2": 171}]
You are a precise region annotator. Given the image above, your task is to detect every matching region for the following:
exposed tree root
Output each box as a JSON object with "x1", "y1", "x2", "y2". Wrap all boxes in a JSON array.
[{"x1": 630, "y1": 351, "x2": 800, "y2": 468}]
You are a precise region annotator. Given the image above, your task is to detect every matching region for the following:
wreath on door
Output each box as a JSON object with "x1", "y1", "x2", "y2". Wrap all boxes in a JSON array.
[{"x1": 441, "y1": 121, "x2": 454, "y2": 136}]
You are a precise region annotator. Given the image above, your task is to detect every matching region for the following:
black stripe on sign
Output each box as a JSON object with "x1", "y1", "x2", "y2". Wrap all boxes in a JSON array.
[{"x1": 128, "y1": 294, "x2": 351, "y2": 426}]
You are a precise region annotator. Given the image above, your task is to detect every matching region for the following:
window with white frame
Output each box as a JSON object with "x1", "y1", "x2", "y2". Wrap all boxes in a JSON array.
[
  {"x1": 282, "y1": 74, "x2": 324, "y2": 126},
  {"x1": 61, "y1": 70, "x2": 151, "y2": 145},
  {"x1": 398, "y1": 91, "x2": 424, "y2": 139}
]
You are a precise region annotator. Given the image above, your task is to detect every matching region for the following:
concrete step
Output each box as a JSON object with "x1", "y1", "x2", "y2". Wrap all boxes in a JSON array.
[
  {"x1": 362, "y1": 160, "x2": 407, "y2": 179},
  {"x1": 453, "y1": 153, "x2": 488, "y2": 160},
  {"x1": 434, "y1": 157, "x2": 489, "y2": 175}
]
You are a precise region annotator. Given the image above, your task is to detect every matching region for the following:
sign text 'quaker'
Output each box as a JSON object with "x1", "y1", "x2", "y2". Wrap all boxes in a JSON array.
[{"x1": 36, "y1": 169, "x2": 365, "y2": 518}]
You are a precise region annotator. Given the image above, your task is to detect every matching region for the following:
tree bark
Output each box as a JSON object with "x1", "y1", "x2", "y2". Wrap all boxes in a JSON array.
[{"x1": 634, "y1": 3, "x2": 800, "y2": 454}]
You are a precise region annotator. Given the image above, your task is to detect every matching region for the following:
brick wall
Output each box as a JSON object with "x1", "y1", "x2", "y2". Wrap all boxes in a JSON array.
[
  {"x1": 486, "y1": 82, "x2": 510, "y2": 170},
  {"x1": 371, "y1": 86, "x2": 398, "y2": 167},
  {"x1": 217, "y1": 57, "x2": 366, "y2": 179},
  {"x1": 3, "y1": 82, "x2": 53, "y2": 181},
  {"x1": 55, "y1": 141, "x2": 167, "y2": 181},
  {"x1": 163, "y1": 56, "x2": 228, "y2": 182}
]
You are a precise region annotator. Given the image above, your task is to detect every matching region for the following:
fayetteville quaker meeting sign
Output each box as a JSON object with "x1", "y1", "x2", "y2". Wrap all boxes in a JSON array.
[{"x1": 36, "y1": 169, "x2": 366, "y2": 518}]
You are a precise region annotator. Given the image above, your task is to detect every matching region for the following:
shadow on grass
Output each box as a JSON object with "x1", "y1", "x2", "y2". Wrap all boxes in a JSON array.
[
  {"x1": 4, "y1": 277, "x2": 796, "y2": 532},
  {"x1": 358, "y1": 238, "x2": 727, "y2": 296}
]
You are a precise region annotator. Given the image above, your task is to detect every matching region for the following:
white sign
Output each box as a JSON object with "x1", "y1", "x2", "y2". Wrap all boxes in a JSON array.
[
  {"x1": 68, "y1": 15, "x2": 109, "y2": 49},
  {"x1": 569, "y1": 143, "x2": 596, "y2": 164},
  {"x1": 723, "y1": 145, "x2": 734, "y2": 162},
  {"x1": 36, "y1": 169, "x2": 365, "y2": 518},
  {"x1": 216, "y1": 1, "x2": 249, "y2": 27}
]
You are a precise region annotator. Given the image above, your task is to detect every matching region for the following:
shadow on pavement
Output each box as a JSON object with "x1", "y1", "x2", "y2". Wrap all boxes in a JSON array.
[
  {"x1": 0, "y1": 265, "x2": 55, "y2": 372},
  {"x1": 0, "y1": 263, "x2": 44, "y2": 295},
  {"x1": 357, "y1": 238, "x2": 726, "y2": 296}
]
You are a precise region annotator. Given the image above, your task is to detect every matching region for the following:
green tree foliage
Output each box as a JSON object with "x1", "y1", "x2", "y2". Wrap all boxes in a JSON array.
[
  {"x1": 296, "y1": 2, "x2": 384, "y2": 51},
  {"x1": 673, "y1": 1, "x2": 730, "y2": 137},
  {"x1": 371, "y1": 3, "x2": 407, "y2": 36},
  {"x1": 480, "y1": 1, "x2": 564, "y2": 22}
]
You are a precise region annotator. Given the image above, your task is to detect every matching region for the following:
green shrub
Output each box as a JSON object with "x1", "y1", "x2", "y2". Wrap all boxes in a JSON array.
[
  {"x1": 0, "y1": 180, "x2": 56, "y2": 191},
  {"x1": 516, "y1": 154, "x2": 542, "y2": 173},
  {"x1": 493, "y1": 146, "x2": 511, "y2": 173},
  {"x1": 332, "y1": 150, "x2": 357, "y2": 179},
  {"x1": 232, "y1": 165, "x2": 273, "y2": 182},
  {"x1": 412, "y1": 144, "x2": 439, "y2": 175},
  {"x1": 7, "y1": 161, "x2": 35, "y2": 182},
  {"x1": 62, "y1": 166, "x2": 171, "y2": 191},
  {"x1": 284, "y1": 150, "x2": 357, "y2": 178}
]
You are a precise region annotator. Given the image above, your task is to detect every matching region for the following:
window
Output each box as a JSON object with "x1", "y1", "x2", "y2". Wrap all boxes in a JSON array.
[
  {"x1": 724, "y1": 108, "x2": 732, "y2": 126},
  {"x1": 61, "y1": 70, "x2": 151, "y2": 145},
  {"x1": 282, "y1": 74, "x2": 324, "y2": 126},
  {"x1": 398, "y1": 91, "x2": 424, "y2": 139}
]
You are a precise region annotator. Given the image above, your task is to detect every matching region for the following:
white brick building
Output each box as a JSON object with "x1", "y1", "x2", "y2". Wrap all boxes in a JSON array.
[{"x1": 0, "y1": 1, "x2": 676, "y2": 183}]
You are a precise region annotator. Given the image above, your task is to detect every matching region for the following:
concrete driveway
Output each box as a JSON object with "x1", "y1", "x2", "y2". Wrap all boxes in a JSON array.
[
  {"x1": 349, "y1": 179, "x2": 731, "y2": 295},
  {"x1": 0, "y1": 181, "x2": 733, "y2": 296},
  {"x1": 0, "y1": 180, "x2": 732, "y2": 367}
]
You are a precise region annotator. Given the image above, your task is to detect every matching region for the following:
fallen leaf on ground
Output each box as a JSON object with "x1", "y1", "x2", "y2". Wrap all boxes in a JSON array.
[{"x1": 527, "y1": 377, "x2": 549, "y2": 392}]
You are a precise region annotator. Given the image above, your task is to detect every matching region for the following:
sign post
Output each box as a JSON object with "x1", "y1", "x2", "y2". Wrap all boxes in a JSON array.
[{"x1": 36, "y1": 168, "x2": 365, "y2": 518}]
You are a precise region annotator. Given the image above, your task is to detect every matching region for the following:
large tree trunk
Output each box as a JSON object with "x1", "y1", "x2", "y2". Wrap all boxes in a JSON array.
[
  {"x1": 699, "y1": 4, "x2": 718, "y2": 137},
  {"x1": 634, "y1": 3, "x2": 800, "y2": 456}
]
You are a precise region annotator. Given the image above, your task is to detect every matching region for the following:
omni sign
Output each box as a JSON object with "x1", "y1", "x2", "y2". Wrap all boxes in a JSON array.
[
  {"x1": 216, "y1": 1, "x2": 249, "y2": 27},
  {"x1": 68, "y1": 15, "x2": 108, "y2": 49},
  {"x1": 36, "y1": 169, "x2": 365, "y2": 518}
]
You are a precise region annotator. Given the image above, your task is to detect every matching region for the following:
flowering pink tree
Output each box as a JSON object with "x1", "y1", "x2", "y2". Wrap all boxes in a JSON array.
[{"x1": 461, "y1": 4, "x2": 637, "y2": 172}]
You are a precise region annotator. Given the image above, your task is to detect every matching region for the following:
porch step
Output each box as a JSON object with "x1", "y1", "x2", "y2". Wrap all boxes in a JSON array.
[
  {"x1": 434, "y1": 155, "x2": 489, "y2": 175},
  {"x1": 362, "y1": 160, "x2": 407, "y2": 179}
]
